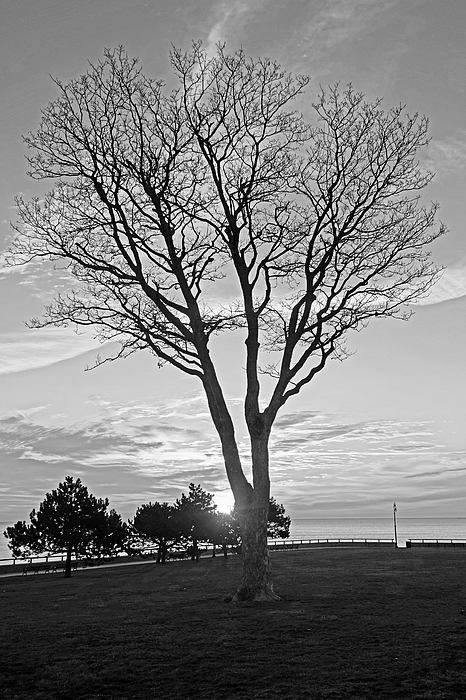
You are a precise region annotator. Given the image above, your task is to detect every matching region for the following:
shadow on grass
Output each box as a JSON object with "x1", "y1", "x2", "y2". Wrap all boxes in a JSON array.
[{"x1": 1, "y1": 549, "x2": 465, "y2": 699}]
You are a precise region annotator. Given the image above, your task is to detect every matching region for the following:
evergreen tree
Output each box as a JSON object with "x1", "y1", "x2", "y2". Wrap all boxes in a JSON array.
[
  {"x1": 131, "y1": 502, "x2": 181, "y2": 564},
  {"x1": 87, "y1": 508, "x2": 129, "y2": 561},
  {"x1": 267, "y1": 497, "x2": 291, "y2": 539},
  {"x1": 175, "y1": 484, "x2": 217, "y2": 561},
  {"x1": 208, "y1": 511, "x2": 241, "y2": 558},
  {"x1": 4, "y1": 476, "x2": 127, "y2": 577}
]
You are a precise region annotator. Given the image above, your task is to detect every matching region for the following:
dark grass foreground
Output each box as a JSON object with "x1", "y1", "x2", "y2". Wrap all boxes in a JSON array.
[{"x1": 1, "y1": 549, "x2": 465, "y2": 700}]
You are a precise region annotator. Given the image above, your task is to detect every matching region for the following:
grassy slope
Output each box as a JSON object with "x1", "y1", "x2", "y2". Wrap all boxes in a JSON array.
[{"x1": 0, "y1": 548, "x2": 465, "y2": 700}]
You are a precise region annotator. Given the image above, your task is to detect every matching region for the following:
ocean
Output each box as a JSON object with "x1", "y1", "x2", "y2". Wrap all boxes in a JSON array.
[
  {"x1": 288, "y1": 517, "x2": 466, "y2": 548},
  {"x1": 1, "y1": 518, "x2": 465, "y2": 561}
]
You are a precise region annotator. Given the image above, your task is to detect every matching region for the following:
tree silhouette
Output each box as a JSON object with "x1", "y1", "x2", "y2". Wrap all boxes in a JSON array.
[
  {"x1": 87, "y1": 507, "x2": 129, "y2": 561},
  {"x1": 4, "y1": 476, "x2": 127, "y2": 577},
  {"x1": 206, "y1": 510, "x2": 241, "y2": 558},
  {"x1": 175, "y1": 483, "x2": 217, "y2": 561},
  {"x1": 267, "y1": 497, "x2": 291, "y2": 539},
  {"x1": 7, "y1": 44, "x2": 445, "y2": 599},
  {"x1": 131, "y1": 502, "x2": 182, "y2": 564}
]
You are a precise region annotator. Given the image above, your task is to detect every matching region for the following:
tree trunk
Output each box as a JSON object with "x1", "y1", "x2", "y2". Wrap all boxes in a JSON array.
[
  {"x1": 226, "y1": 500, "x2": 280, "y2": 602},
  {"x1": 191, "y1": 536, "x2": 199, "y2": 561},
  {"x1": 156, "y1": 541, "x2": 167, "y2": 563},
  {"x1": 161, "y1": 542, "x2": 168, "y2": 564},
  {"x1": 225, "y1": 430, "x2": 280, "y2": 602},
  {"x1": 64, "y1": 544, "x2": 73, "y2": 578},
  {"x1": 200, "y1": 365, "x2": 278, "y2": 600}
]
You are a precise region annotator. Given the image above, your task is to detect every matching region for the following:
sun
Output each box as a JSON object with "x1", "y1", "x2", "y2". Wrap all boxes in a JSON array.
[{"x1": 214, "y1": 490, "x2": 235, "y2": 514}]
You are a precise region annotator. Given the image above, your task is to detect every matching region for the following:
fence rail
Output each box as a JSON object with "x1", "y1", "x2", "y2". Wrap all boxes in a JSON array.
[
  {"x1": 267, "y1": 538, "x2": 395, "y2": 549},
  {"x1": 0, "y1": 553, "x2": 78, "y2": 566},
  {"x1": 4, "y1": 537, "x2": 466, "y2": 567},
  {"x1": 406, "y1": 539, "x2": 466, "y2": 548}
]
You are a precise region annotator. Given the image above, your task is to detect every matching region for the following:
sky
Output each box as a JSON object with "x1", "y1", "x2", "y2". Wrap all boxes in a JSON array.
[{"x1": 1, "y1": 0, "x2": 466, "y2": 525}]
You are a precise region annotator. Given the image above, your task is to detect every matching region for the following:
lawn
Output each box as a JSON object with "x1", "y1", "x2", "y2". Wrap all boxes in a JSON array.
[{"x1": 0, "y1": 548, "x2": 465, "y2": 699}]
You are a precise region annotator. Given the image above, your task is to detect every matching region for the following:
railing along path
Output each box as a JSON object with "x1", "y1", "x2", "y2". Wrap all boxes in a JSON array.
[{"x1": 2, "y1": 537, "x2": 466, "y2": 570}]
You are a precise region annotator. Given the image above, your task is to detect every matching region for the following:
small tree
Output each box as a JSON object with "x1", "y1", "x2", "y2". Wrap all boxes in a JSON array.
[
  {"x1": 175, "y1": 484, "x2": 217, "y2": 561},
  {"x1": 3, "y1": 476, "x2": 125, "y2": 577},
  {"x1": 267, "y1": 498, "x2": 291, "y2": 539},
  {"x1": 208, "y1": 511, "x2": 241, "y2": 558},
  {"x1": 131, "y1": 502, "x2": 181, "y2": 563},
  {"x1": 7, "y1": 44, "x2": 445, "y2": 599}
]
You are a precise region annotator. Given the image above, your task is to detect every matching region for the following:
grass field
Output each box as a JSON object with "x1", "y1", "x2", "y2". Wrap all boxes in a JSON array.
[{"x1": 1, "y1": 548, "x2": 465, "y2": 699}]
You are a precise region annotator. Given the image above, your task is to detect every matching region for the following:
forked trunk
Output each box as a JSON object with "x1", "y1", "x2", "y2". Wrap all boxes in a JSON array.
[
  {"x1": 226, "y1": 502, "x2": 280, "y2": 602},
  {"x1": 199, "y1": 366, "x2": 279, "y2": 601}
]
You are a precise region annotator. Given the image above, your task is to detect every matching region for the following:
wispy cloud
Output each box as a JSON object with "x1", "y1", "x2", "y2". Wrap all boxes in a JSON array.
[
  {"x1": 0, "y1": 328, "x2": 101, "y2": 374},
  {"x1": 290, "y1": 0, "x2": 404, "y2": 66},
  {"x1": 2, "y1": 402, "x2": 463, "y2": 521},
  {"x1": 423, "y1": 132, "x2": 466, "y2": 181},
  {"x1": 205, "y1": 0, "x2": 270, "y2": 55},
  {"x1": 263, "y1": 410, "x2": 466, "y2": 515},
  {"x1": 0, "y1": 400, "x2": 232, "y2": 520},
  {"x1": 206, "y1": 2, "x2": 248, "y2": 55},
  {"x1": 416, "y1": 264, "x2": 466, "y2": 306},
  {"x1": 203, "y1": 0, "x2": 405, "y2": 67}
]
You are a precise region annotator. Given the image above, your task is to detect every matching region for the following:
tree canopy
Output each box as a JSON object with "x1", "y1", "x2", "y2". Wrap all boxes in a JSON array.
[
  {"x1": 175, "y1": 483, "x2": 217, "y2": 561},
  {"x1": 266, "y1": 497, "x2": 291, "y2": 539},
  {"x1": 4, "y1": 476, "x2": 128, "y2": 577},
  {"x1": 129, "y1": 489, "x2": 291, "y2": 561},
  {"x1": 7, "y1": 43, "x2": 445, "y2": 599},
  {"x1": 131, "y1": 501, "x2": 182, "y2": 563}
]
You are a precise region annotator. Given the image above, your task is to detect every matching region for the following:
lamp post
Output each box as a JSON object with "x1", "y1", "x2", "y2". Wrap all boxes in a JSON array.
[{"x1": 393, "y1": 501, "x2": 398, "y2": 548}]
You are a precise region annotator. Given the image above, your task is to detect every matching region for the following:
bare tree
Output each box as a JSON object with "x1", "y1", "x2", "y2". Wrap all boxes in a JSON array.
[{"x1": 8, "y1": 44, "x2": 444, "y2": 600}]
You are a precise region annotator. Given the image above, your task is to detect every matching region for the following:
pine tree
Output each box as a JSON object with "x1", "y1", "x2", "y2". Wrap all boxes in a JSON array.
[{"x1": 4, "y1": 476, "x2": 127, "y2": 577}]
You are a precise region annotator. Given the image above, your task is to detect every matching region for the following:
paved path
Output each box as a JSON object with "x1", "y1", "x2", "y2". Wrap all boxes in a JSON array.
[{"x1": 0, "y1": 557, "x2": 174, "y2": 579}]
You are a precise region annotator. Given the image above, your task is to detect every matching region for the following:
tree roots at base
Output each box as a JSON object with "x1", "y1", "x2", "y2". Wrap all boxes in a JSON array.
[{"x1": 224, "y1": 585, "x2": 282, "y2": 603}]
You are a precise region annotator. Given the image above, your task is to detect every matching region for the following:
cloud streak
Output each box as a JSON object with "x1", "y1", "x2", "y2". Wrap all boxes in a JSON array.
[
  {"x1": 205, "y1": 2, "x2": 248, "y2": 55},
  {"x1": 0, "y1": 328, "x2": 101, "y2": 374},
  {"x1": 416, "y1": 264, "x2": 466, "y2": 306},
  {"x1": 204, "y1": 0, "x2": 271, "y2": 55},
  {"x1": 1, "y1": 401, "x2": 464, "y2": 520},
  {"x1": 284, "y1": 0, "x2": 406, "y2": 70},
  {"x1": 423, "y1": 131, "x2": 466, "y2": 181}
]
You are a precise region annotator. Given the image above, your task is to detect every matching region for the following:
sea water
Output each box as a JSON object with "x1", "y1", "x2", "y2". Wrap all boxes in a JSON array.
[
  {"x1": 0, "y1": 522, "x2": 13, "y2": 560},
  {"x1": 1, "y1": 518, "x2": 465, "y2": 560},
  {"x1": 289, "y1": 517, "x2": 466, "y2": 547}
]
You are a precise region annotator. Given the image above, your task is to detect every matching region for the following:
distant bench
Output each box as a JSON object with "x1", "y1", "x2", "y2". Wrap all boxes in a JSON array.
[
  {"x1": 167, "y1": 550, "x2": 189, "y2": 560},
  {"x1": 22, "y1": 563, "x2": 54, "y2": 575}
]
